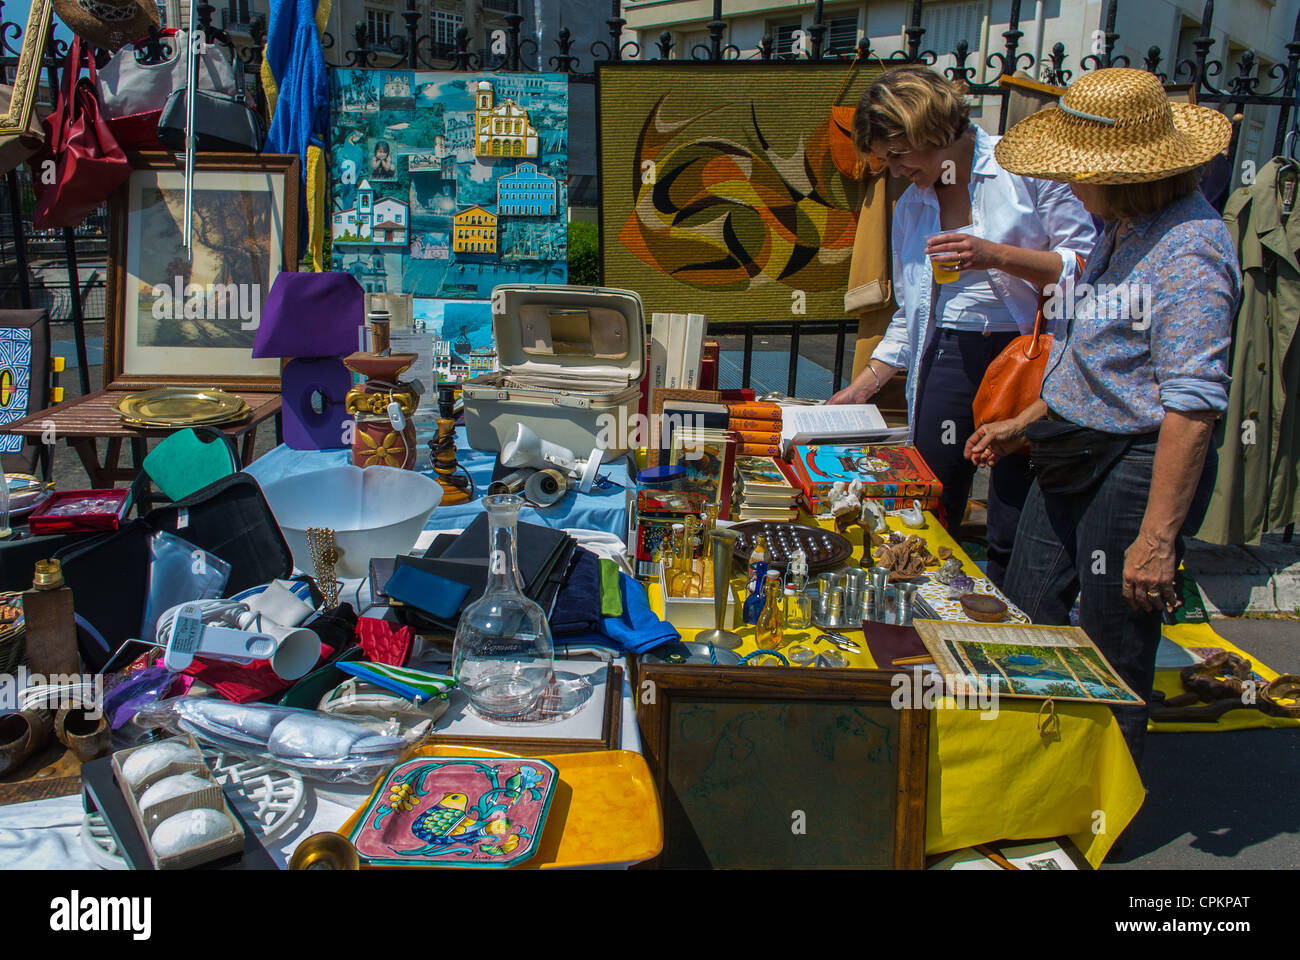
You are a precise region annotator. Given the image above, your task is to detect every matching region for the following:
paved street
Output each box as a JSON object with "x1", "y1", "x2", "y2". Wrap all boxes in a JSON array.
[{"x1": 1108, "y1": 617, "x2": 1300, "y2": 870}]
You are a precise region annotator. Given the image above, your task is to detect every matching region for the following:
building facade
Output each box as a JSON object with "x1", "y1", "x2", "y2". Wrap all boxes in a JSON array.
[
  {"x1": 452, "y1": 206, "x2": 499, "y2": 253},
  {"x1": 497, "y1": 162, "x2": 558, "y2": 216},
  {"x1": 474, "y1": 80, "x2": 541, "y2": 157},
  {"x1": 333, "y1": 180, "x2": 410, "y2": 246}
]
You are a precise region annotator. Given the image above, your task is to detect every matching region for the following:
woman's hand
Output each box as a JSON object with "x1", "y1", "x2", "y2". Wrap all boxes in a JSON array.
[
  {"x1": 829, "y1": 362, "x2": 895, "y2": 405},
  {"x1": 1123, "y1": 528, "x2": 1179, "y2": 613},
  {"x1": 964, "y1": 419, "x2": 1026, "y2": 466},
  {"x1": 925, "y1": 233, "x2": 1002, "y2": 272}
]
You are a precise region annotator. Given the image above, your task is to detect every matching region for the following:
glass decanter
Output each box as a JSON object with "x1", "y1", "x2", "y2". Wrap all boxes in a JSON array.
[{"x1": 452, "y1": 494, "x2": 554, "y2": 717}]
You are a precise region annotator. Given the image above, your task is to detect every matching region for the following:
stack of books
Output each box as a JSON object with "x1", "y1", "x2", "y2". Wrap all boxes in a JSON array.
[
  {"x1": 649, "y1": 313, "x2": 708, "y2": 392},
  {"x1": 727, "y1": 401, "x2": 783, "y2": 457},
  {"x1": 731, "y1": 456, "x2": 802, "y2": 521}
]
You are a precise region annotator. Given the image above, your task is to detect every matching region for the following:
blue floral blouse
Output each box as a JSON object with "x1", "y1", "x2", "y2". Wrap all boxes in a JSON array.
[{"x1": 1041, "y1": 188, "x2": 1241, "y2": 434}]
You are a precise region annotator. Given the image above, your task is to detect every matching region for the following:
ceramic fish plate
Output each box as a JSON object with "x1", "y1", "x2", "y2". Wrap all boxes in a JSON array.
[{"x1": 349, "y1": 756, "x2": 558, "y2": 868}]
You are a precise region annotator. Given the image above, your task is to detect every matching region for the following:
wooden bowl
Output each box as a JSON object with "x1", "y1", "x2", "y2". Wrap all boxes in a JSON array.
[{"x1": 959, "y1": 593, "x2": 1008, "y2": 622}]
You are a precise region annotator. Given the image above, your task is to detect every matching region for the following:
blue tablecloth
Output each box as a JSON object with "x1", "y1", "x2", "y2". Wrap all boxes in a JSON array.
[{"x1": 242, "y1": 428, "x2": 634, "y2": 539}]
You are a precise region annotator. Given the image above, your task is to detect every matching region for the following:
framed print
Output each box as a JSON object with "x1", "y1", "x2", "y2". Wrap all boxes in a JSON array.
[
  {"x1": 635, "y1": 664, "x2": 929, "y2": 869},
  {"x1": 668, "y1": 428, "x2": 735, "y2": 517},
  {"x1": 105, "y1": 152, "x2": 300, "y2": 391},
  {"x1": 0, "y1": 0, "x2": 51, "y2": 141}
]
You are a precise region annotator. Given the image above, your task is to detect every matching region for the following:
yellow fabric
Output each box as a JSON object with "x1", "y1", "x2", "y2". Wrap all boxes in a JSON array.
[
  {"x1": 653, "y1": 511, "x2": 1144, "y2": 867},
  {"x1": 305, "y1": 143, "x2": 326, "y2": 271},
  {"x1": 1151, "y1": 621, "x2": 1300, "y2": 733}
]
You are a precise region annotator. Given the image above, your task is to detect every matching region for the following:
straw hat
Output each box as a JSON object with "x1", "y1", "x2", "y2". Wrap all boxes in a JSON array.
[
  {"x1": 53, "y1": 0, "x2": 160, "y2": 52},
  {"x1": 994, "y1": 67, "x2": 1231, "y2": 184}
]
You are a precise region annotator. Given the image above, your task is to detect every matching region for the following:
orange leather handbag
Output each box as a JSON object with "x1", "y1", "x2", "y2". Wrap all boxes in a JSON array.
[{"x1": 971, "y1": 255, "x2": 1085, "y2": 450}]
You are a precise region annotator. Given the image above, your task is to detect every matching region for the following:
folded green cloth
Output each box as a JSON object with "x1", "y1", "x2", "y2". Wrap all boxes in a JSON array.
[{"x1": 599, "y1": 558, "x2": 623, "y2": 619}]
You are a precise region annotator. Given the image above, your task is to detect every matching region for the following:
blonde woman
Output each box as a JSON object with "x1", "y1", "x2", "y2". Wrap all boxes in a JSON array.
[
  {"x1": 968, "y1": 68, "x2": 1239, "y2": 764},
  {"x1": 830, "y1": 66, "x2": 1095, "y2": 587}
]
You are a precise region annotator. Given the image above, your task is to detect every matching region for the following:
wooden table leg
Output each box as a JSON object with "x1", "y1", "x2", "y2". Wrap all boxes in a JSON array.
[
  {"x1": 70, "y1": 438, "x2": 107, "y2": 488},
  {"x1": 239, "y1": 427, "x2": 257, "y2": 468}
]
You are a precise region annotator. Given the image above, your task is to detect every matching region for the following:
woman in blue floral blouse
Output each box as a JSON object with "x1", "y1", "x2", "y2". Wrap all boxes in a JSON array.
[{"x1": 966, "y1": 68, "x2": 1240, "y2": 766}]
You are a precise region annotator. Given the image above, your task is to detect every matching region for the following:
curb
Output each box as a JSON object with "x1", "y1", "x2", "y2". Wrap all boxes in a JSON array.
[{"x1": 1184, "y1": 534, "x2": 1300, "y2": 616}]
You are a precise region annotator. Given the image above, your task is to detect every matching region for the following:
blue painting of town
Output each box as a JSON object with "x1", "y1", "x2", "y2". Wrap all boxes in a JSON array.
[{"x1": 330, "y1": 70, "x2": 568, "y2": 299}]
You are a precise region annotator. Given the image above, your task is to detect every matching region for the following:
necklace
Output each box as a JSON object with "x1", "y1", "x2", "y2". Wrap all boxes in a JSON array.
[{"x1": 306, "y1": 527, "x2": 341, "y2": 610}]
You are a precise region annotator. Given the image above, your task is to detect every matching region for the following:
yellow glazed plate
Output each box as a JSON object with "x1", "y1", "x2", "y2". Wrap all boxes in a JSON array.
[
  {"x1": 115, "y1": 388, "x2": 249, "y2": 428},
  {"x1": 337, "y1": 745, "x2": 663, "y2": 869}
]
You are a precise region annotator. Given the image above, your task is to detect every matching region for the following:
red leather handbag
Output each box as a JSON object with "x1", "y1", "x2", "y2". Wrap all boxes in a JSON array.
[{"x1": 31, "y1": 37, "x2": 131, "y2": 230}]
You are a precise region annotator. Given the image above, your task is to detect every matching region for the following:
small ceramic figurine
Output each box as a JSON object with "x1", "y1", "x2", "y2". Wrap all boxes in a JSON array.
[
  {"x1": 860, "y1": 499, "x2": 887, "y2": 533},
  {"x1": 898, "y1": 499, "x2": 925, "y2": 528}
]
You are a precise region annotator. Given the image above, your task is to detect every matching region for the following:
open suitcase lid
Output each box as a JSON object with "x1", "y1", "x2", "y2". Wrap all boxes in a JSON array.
[{"x1": 489, "y1": 284, "x2": 645, "y2": 389}]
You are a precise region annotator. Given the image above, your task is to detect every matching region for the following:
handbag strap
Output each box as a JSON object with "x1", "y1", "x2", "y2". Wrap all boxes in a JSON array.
[{"x1": 1029, "y1": 252, "x2": 1086, "y2": 344}]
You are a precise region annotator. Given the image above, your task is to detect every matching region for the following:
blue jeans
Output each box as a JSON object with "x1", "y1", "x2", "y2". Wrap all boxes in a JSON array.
[
  {"x1": 1003, "y1": 439, "x2": 1218, "y2": 768},
  {"x1": 914, "y1": 328, "x2": 1034, "y2": 589}
]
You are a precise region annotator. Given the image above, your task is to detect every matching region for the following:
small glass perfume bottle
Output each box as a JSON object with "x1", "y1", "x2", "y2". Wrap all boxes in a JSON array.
[
  {"x1": 784, "y1": 586, "x2": 812, "y2": 630},
  {"x1": 755, "y1": 570, "x2": 785, "y2": 648},
  {"x1": 742, "y1": 560, "x2": 769, "y2": 624}
]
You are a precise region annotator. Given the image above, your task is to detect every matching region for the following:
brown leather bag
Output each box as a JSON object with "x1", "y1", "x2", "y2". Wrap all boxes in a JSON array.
[{"x1": 971, "y1": 254, "x2": 1085, "y2": 448}]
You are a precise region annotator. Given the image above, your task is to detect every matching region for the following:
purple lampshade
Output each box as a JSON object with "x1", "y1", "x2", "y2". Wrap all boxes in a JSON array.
[{"x1": 253, "y1": 272, "x2": 365, "y2": 359}]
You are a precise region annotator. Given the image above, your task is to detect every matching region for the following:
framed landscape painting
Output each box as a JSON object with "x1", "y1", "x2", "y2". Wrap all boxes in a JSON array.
[{"x1": 105, "y1": 153, "x2": 299, "y2": 391}]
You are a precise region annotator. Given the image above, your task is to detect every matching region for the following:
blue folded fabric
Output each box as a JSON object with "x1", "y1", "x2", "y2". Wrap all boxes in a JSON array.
[
  {"x1": 599, "y1": 573, "x2": 679, "y2": 654},
  {"x1": 549, "y1": 548, "x2": 603, "y2": 637}
]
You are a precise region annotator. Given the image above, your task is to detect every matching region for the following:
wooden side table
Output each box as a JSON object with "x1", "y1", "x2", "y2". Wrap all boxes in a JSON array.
[{"x1": 1, "y1": 390, "x2": 282, "y2": 488}]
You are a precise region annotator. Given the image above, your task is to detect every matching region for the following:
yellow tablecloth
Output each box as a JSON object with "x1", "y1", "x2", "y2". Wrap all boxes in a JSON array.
[
  {"x1": 650, "y1": 512, "x2": 1144, "y2": 867},
  {"x1": 1154, "y1": 623, "x2": 1300, "y2": 733}
]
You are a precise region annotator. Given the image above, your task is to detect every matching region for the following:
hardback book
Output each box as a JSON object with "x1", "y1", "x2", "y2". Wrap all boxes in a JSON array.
[
  {"x1": 735, "y1": 455, "x2": 799, "y2": 494},
  {"x1": 726, "y1": 401, "x2": 782, "y2": 422},
  {"x1": 670, "y1": 427, "x2": 737, "y2": 518},
  {"x1": 789, "y1": 444, "x2": 943, "y2": 502}
]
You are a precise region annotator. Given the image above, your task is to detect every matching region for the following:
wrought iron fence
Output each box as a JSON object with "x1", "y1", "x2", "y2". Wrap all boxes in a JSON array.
[{"x1": 0, "y1": 0, "x2": 1296, "y2": 398}]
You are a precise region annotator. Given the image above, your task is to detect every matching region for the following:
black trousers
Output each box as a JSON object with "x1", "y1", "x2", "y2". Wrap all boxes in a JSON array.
[{"x1": 913, "y1": 327, "x2": 1034, "y2": 589}]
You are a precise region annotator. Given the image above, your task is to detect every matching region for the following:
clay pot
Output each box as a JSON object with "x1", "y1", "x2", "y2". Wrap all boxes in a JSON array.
[
  {"x1": 54, "y1": 702, "x2": 111, "y2": 762},
  {"x1": 0, "y1": 708, "x2": 52, "y2": 776}
]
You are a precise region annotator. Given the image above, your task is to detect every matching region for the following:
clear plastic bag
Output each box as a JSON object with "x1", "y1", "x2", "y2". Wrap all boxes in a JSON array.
[
  {"x1": 137, "y1": 696, "x2": 417, "y2": 784},
  {"x1": 141, "y1": 530, "x2": 231, "y2": 644}
]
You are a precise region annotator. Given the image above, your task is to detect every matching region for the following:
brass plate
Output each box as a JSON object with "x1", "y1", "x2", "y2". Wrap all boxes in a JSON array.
[{"x1": 115, "y1": 388, "x2": 250, "y2": 428}]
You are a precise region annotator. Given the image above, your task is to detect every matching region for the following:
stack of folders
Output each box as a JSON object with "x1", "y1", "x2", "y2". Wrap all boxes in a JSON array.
[
  {"x1": 649, "y1": 312, "x2": 708, "y2": 393},
  {"x1": 731, "y1": 456, "x2": 801, "y2": 521}
]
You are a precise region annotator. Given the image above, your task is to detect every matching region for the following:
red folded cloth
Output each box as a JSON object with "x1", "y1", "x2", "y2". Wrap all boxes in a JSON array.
[
  {"x1": 184, "y1": 642, "x2": 335, "y2": 704},
  {"x1": 356, "y1": 616, "x2": 414, "y2": 667}
]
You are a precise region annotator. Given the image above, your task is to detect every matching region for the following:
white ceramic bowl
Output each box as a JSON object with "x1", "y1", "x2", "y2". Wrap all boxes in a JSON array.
[{"x1": 261, "y1": 465, "x2": 442, "y2": 579}]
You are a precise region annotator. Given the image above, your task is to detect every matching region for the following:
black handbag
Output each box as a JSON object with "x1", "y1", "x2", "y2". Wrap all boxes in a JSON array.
[
  {"x1": 156, "y1": 46, "x2": 263, "y2": 153},
  {"x1": 53, "y1": 473, "x2": 293, "y2": 670},
  {"x1": 1025, "y1": 418, "x2": 1157, "y2": 496}
]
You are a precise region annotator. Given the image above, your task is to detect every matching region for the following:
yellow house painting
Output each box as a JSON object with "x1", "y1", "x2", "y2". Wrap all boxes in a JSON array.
[
  {"x1": 474, "y1": 80, "x2": 539, "y2": 158},
  {"x1": 453, "y1": 206, "x2": 498, "y2": 254}
]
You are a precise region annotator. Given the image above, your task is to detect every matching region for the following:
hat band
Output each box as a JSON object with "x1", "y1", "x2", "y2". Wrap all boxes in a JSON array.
[{"x1": 1057, "y1": 99, "x2": 1117, "y2": 126}]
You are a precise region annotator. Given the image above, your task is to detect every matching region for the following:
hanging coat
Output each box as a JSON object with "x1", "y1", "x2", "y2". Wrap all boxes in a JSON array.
[
  {"x1": 1198, "y1": 158, "x2": 1300, "y2": 545},
  {"x1": 262, "y1": 0, "x2": 330, "y2": 270}
]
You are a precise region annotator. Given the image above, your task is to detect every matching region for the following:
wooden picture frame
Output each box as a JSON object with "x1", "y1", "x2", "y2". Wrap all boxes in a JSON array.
[
  {"x1": 636, "y1": 664, "x2": 929, "y2": 869},
  {"x1": 648, "y1": 386, "x2": 722, "y2": 468},
  {"x1": 105, "y1": 152, "x2": 300, "y2": 392},
  {"x1": 0, "y1": 0, "x2": 51, "y2": 141}
]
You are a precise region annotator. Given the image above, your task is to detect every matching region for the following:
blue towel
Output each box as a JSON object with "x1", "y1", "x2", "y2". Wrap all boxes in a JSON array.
[
  {"x1": 264, "y1": 0, "x2": 329, "y2": 257},
  {"x1": 600, "y1": 573, "x2": 679, "y2": 654},
  {"x1": 548, "y1": 574, "x2": 677, "y2": 654}
]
